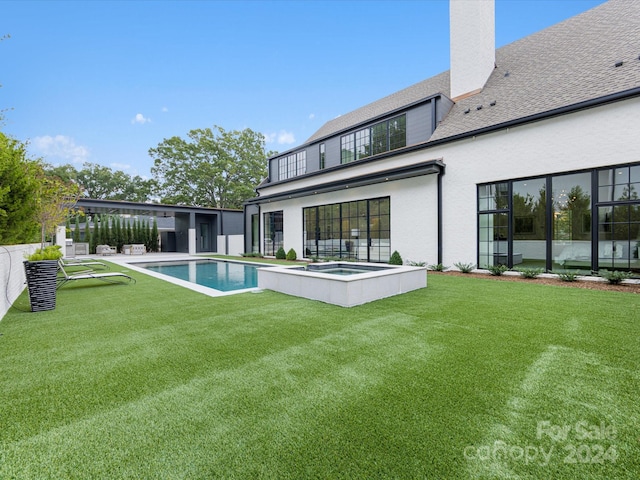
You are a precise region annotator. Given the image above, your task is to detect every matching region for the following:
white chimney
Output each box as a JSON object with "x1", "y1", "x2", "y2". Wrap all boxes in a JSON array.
[{"x1": 449, "y1": 0, "x2": 495, "y2": 101}]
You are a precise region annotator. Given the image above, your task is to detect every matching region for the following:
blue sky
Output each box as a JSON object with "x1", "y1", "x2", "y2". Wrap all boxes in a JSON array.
[{"x1": 1, "y1": 0, "x2": 605, "y2": 178}]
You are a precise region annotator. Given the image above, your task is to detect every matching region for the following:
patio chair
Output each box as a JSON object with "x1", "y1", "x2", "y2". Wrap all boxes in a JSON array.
[
  {"x1": 96, "y1": 244, "x2": 117, "y2": 256},
  {"x1": 61, "y1": 259, "x2": 109, "y2": 270},
  {"x1": 57, "y1": 261, "x2": 135, "y2": 289}
]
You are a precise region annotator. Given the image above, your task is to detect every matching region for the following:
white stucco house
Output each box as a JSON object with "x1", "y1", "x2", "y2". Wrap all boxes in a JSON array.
[{"x1": 244, "y1": 0, "x2": 640, "y2": 273}]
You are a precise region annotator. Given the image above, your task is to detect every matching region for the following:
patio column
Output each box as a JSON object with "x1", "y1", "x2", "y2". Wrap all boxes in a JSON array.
[{"x1": 188, "y1": 212, "x2": 196, "y2": 255}]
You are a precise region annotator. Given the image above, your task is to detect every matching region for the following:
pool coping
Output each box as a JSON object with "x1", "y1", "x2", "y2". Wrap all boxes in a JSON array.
[{"x1": 109, "y1": 254, "x2": 276, "y2": 298}]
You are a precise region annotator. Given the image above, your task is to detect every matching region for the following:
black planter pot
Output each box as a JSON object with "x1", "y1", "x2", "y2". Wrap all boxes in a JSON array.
[{"x1": 24, "y1": 260, "x2": 59, "y2": 312}]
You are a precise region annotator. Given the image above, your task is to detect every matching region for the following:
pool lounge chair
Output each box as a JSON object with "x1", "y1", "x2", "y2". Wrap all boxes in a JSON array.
[
  {"x1": 61, "y1": 259, "x2": 109, "y2": 270},
  {"x1": 57, "y1": 261, "x2": 135, "y2": 289}
]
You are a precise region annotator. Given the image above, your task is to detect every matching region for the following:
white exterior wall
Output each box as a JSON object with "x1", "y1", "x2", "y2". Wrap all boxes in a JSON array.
[
  {"x1": 227, "y1": 235, "x2": 245, "y2": 257},
  {"x1": 439, "y1": 98, "x2": 640, "y2": 267},
  {"x1": 257, "y1": 97, "x2": 640, "y2": 266},
  {"x1": 260, "y1": 173, "x2": 439, "y2": 262}
]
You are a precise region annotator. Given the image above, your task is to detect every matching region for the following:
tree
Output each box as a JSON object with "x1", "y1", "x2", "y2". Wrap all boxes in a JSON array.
[
  {"x1": 150, "y1": 126, "x2": 273, "y2": 209},
  {"x1": 45, "y1": 162, "x2": 155, "y2": 202},
  {"x1": 0, "y1": 133, "x2": 40, "y2": 244},
  {"x1": 85, "y1": 217, "x2": 92, "y2": 249},
  {"x1": 150, "y1": 217, "x2": 159, "y2": 252},
  {"x1": 34, "y1": 167, "x2": 81, "y2": 249},
  {"x1": 90, "y1": 218, "x2": 98, "y2": 253},
  {"x1": 72, "y1": 214, "x2": 81, "y2": 243}
]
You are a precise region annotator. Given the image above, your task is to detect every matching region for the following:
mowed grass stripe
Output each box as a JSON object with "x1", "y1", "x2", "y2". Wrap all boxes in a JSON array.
[
  {"x1": 467, "y1": 345, "x2": 639, "y2": 479},
  {"x1": 1, "y1": 313, "x2": 442, "y2": 478},
  {"x1": 1, "y1": 268, "x2": 638, "y2": 478}
]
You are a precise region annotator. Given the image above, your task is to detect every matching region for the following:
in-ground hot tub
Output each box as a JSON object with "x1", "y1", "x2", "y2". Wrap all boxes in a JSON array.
[{"x1": 257, "y1": 262, "x2": 427, "y2": 307}]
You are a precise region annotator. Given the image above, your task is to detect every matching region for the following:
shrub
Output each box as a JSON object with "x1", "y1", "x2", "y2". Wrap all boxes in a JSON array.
[
  {"x1": 241, "y1": 252, "x2": 263, "y2": 258},
  {"x1": 516, "y1": 267, "x2": 544, "y2": 279},
  {"x1": 428, "y1": 263, "x2": 448, "y2": 272},
  {"x1": 406, "y1": 259, "x2": 426, "y2": 267},
  {"x1": 275, "y1": 247, "x2": 286, "y2": 260},
  {"x1": 598, "y1": 269, "x2": 631, "y2": 285},
  {"x1": 26, "y1": 245, "x2": 63, "y2": 261},
  {"x1": 286, "y1": 248, "x2": 297, "y2": 261},
  {"x1": 487, "y1": 264, "x2": 508, "y2": 276},
  {"x1": 389, "y1": 251, "x2": 403, "y2": 265},
  {"x1": 557, "y1": 271, "x2": 579, "y2": 282},
  {"x1": 453, "y1": 262, "x2": 475, "y2": 273}
]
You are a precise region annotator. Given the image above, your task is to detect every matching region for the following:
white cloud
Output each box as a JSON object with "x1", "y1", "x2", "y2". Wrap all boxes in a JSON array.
[
  {"x1": 161, "y1": 106, "x2": 168, "y2": 112},
  {"x1": 277, "y1": 131, "x2": 296, "y2": 145},
  {"x1": 263, "y1": 130, "x2": 296, "y2": 145},
  {"x1": 131, "y1": 113, "x2": 151, "y2": 124},
  {"x1": 110, "y1": 162, "x2": 131, "y2": 171},
  {"x1": 31, "y1": 135, "x2": 90, "y2": 164},
  {"x1": 308, "y1": 113, "x2": 315, "y2": 120}
]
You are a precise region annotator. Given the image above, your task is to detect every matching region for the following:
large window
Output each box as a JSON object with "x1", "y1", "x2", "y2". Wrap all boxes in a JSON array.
[
  {"x1": 389, "y1": 115, "x2": 407, "y2": 151},
  {"x1": 263, "y1": 211, "x2": 283, "y2": 256},
  {"x1": 478, "y1": 183, "x2": 509, "y2": 268},
  {"x1": 597, "y1": 165, "x2": 640, "y2": 270},
  {"x1": 340, "y1": 135, "x2": 355, "y2": 165},
  {"x1": 340, "y1": 115, "x2": 406, "y2": 164},
  {"x1": 478, "y1": 164, "x2": 640, "y2": 272},
  {"x1": 278, "y1": 151, "x2": 306, "y2": 181},
  {"x1": 303, "y1": 197, "x2": 390, "y2": 262}
]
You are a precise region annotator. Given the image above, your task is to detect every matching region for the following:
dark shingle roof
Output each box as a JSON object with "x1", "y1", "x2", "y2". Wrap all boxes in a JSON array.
[
  {"x1": 431, "y1": 0, "x2": 640, "y2": 141},
  {"x1": 305, "y1": 0, "x2": 640, "y2": 146},
  {"x1": 305, "y1": 71, "x2": 450, "y2": 144}
]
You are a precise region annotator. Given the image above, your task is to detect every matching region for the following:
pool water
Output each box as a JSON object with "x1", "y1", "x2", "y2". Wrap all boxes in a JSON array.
[
  {"x1": 315, "y1": 268, "x2": 371, "y2": 276},
  {"x1": 139, "y1": 259, "x2": 263, "y2": 292}
]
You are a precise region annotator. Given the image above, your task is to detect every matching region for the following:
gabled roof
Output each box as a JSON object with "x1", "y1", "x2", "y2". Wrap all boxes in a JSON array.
[
  {"x1": 305, "y1": 0, "x2": 640, "y2": 147},
  {"x1": 305, "y1": 71, "x2": 450, "y2": 144}
]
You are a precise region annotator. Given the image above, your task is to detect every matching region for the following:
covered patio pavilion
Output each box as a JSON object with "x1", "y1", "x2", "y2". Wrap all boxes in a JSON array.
[{"x1": 74, "y1": 199, "x2": 244, "y2": 255}]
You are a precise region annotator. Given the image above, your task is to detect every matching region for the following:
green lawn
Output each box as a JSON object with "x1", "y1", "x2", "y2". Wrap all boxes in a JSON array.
[{"x1": 1, "y1": 264, "x2": 639, "y2": 479}]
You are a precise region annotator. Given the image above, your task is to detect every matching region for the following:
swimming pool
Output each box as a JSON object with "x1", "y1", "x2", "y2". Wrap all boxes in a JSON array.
[{"x1": 136, "y1": 259, "x2": 264, "y2": 292}]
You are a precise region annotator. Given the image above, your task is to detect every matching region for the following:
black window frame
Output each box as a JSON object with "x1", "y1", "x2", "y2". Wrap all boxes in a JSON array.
[{"x1": 340, "y1": 114, "x2": 407, "y2": 164}]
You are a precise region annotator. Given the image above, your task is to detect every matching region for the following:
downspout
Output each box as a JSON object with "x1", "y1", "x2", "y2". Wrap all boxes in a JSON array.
[
  {"x1": 437, "y1": 167, "x2": 443, "y2": 265},
  {"x1": 257, "y1": 204, "x2": 261, "y2": 254},
  {"x1": 243, "y1": 204, "x2": 248, "y2": 255},
  {"x1": 434, "y1": 97, "x2": 444, "y2": 265}
]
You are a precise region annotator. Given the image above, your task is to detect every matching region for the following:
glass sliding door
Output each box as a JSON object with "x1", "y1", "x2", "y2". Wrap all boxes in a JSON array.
[
  {"x1": 302, "y1": 197, "x2": 390, "y2": 262},
  {"x1": 341, "y1": 200, "x2": 367, "y2": 260},
  {"x1": 263, "y1": 211, "x2": 283, "y2": 256},
  {"x1": 303, "y1": 207, "x2": 317, "y2": 258},
  {"x1": 512, "y1": 178, "x2": 547, "y2": 268},
  {"x1": 369, "y1": 198, "x2": 391, "y2": 262},
  {"x1": 551, "y1": 172, "x2": 592, "y2": 271}
]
